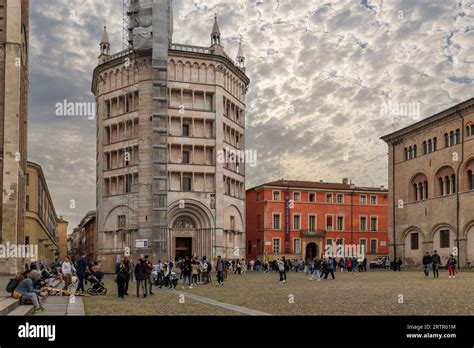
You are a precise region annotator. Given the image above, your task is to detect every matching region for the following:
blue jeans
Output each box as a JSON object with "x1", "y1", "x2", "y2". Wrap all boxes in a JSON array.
[
  {"x1": 312, "y1": 270, "x2": 321, "y2": 279},
  {"x1": 423, "y1": 264, "x2": 430, "y2": 277},
  {"x1": 20, "y1": 292, "x2": 40, "y2": 308}
]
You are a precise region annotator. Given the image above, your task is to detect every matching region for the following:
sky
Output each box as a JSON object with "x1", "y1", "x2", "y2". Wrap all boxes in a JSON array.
[{"x1": 28, "y1": 0, "x2": 474, "y2": 232}]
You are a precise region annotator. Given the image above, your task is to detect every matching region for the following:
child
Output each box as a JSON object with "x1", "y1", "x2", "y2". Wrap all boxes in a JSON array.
[{"x1": 447, "y1": 254, "x2": 457, "y2": 279}]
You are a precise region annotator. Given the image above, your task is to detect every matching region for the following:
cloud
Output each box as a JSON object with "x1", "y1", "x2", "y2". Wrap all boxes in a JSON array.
[{"x1": 29, "y1": 0, "x2": 474, "y2": 232}]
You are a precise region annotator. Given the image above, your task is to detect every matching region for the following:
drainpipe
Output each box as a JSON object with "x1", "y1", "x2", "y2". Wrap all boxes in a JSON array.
[
  {"x1": 455, "y1": 108, "x2": 465, "y2": 267},
  {"x1": 391, "y1": 139, "x2": 397, "y2": 262}
]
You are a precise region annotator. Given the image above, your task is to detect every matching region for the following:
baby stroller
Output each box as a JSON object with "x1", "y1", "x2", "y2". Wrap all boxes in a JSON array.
[
  {"x1": 158, "y1": 271, "x2": 178, "y2": 289},
  {"x1": 85, "y1": 269, "x2": 107, "y2": 295}
]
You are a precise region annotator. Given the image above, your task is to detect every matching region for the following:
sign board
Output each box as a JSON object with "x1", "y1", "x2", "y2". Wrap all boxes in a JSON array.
[
  {"x1": 265, "y1": 241, "x2": 272, "y2": 246},
  {"x1": 136, "y1": 239, "x2": 148, "y2": 248}
]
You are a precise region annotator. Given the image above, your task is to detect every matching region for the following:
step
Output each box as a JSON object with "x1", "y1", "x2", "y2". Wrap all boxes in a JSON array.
[
  {"x1": 0, "y1": 298, "x2": 20, "y2": 315},
  {"x1": 7, "y1": 304, "x2": 35, "y2": 316}
]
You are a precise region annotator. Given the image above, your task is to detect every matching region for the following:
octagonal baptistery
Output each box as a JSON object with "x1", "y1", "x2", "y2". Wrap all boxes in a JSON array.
[{"x1": 92, "y1": 20, "x2": 250, "y2": 272}]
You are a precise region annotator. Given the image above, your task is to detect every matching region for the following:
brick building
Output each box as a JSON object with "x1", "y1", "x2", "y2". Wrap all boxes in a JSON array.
[
  {"x1": 246, "y1": 180, "x2": 389, "y2": 262},
  {"x1": 381, "y1": 98, "x2": 474, "y2": 267}
]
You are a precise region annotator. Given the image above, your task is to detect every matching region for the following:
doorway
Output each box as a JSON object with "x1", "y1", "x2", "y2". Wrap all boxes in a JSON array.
[
  {"x1": 175, "y1": 237, "x2": 192, "y2": 260},
  {"x1": 306, "y1": 242, "x2": 319, "y2": 261}
]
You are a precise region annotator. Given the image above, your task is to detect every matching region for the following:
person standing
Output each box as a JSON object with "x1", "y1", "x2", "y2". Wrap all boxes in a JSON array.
[
  {"x1": 447, "y1": 254, "x2": 457, "y2": 279},
  {"x1": 396, "y1": 257, "x2": 402, "y2": 272},
  {"x1": 431, "y1": 250, "x2": 441, "y2": 278},
  {"x1": 277, "y1": 257, "x2": 286, "y2": 283},
  {"x1": 123, "y1": 256, "x2": 131, "y2": 295},
  {"x1": 61, "y1": 256, "x2": 75, "y2": 291},
  {"x1": 422, "y1": 252, "x2": 432, "y2": 279},
  {"x1": 76, "y1": 252, "x2": 87, "y2": 294},
  {"x1": 182, "y1": 256, "x2": 192, "y2": 289},
  {"x1": 363, "y1": 257, "x2": 368, "y2": 272},
  {"x1": 216, "y1": 255, "x2": 225, "y2": 287},
  {"x1": 144, "y1": 255, "x2": 154, "y2": 295},
  {"x1": 134, "y1": 258, "x2": 147, "y2": 297},
  {"x1": 191, "y1": 259, "x2": 199, "y2": 287},
  {"x1": 115, "y1": 256, "x2": 128, "y2": 298},
  {"x1": 323, "y1": 257, "x2": 335, "y2": 280},
  {"x1": 309, "y1": 258, "x2": 322, "y2": 281}
]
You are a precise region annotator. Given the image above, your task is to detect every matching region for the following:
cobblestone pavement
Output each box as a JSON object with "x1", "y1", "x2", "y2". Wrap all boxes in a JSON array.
[
  {"x1": 83, "y1": 277, "x2": 240, "y2": 315},
  {"x1": 83, "y1": 270, "x2": 474, "y2": 315}
]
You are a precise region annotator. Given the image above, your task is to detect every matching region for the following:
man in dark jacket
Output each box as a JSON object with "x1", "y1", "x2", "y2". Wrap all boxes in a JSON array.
[
  {"x1": 323, "y1": 257, "x2": 335, "y2": 280},
  {"x1": 216, "y1": 256, "x2": 225, "y2": 287},
  {"x1": 134, "y1": 258, "x2": 147, "y2": 297},
  {"x1": 422, "y1": 252, "x2": 432, "y2": 278},
  {"x1": 76, "y1": 252, "x2": 88, "y2": 293},
  {"x1": 431, "y1": 250, "x2": 441, "y2": 278}
]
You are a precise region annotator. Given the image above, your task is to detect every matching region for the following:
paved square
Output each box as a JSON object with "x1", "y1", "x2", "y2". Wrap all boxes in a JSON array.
[{"x1": 83, "y1": 270, "x2": 474, "y2": 315}]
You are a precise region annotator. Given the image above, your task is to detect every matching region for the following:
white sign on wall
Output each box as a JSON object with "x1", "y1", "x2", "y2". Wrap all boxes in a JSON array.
[
  {"x1": 136, "y1": 239, "x2": 148, "y2": 248},
  {"x1": 265, "y1": 241, "x2": 272, "y2": 246}
]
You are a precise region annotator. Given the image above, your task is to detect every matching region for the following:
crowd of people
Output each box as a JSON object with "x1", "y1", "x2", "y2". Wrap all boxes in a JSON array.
[
  {"x1": 114, "y1": 255, "x2": 251, "y2": 298},
  {"x1": 112, "y1": 251, "x2": 461, "y2": 298},
  {"x1": 6, "y1": 252, "x2": 104, "y2": 312}
]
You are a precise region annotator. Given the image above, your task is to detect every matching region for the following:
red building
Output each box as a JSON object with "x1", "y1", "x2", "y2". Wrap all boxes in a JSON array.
[{"x1": 246, "y1": 180, "x2": 389, "y2": 261}]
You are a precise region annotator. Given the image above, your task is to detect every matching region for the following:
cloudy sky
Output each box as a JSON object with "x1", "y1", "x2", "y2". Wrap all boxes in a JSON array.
[{"x1": 28, "y1": 0, "x2": 474, "y2": 232}]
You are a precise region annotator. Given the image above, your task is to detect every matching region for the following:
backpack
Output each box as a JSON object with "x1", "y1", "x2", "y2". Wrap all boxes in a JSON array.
[{"x1": 6, "y1": 275, "x2": 24, "y2": 295}]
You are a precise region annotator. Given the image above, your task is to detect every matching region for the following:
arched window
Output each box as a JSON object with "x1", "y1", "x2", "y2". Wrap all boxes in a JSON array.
[
  {"x1": 435, "y1": 166, "x2": 456, "y2": 197},
  {"x1": 411, "y1": 173, "x2": 428, "y2": 202},
  {"x1": 444, "y1": 133, "x2": 449, "y2": 147},
  {"x1": 408, "y1": 146, "x2": 412, "y2": 160},
  {"x1": 449, "y1": 131, "x2": 454, "y2": 146},
  {"x1": 423, "y1": 141, "x2": 427, "y2": 154},
  {"x1": 413, "y1": 145, "x2": 417, "y2": 158},
  {"x1": 467, "y1": 125, "x2": 471, "y2": 137},
  {"x1": 404, "y1": 148, "x2": 408, "y2": 161},
  {"x1": 455, "y1": 129, "x2": 460, "y2": 144},
  {"x1": 433, "y1": 137, "x2": 437, "y2": 151}
]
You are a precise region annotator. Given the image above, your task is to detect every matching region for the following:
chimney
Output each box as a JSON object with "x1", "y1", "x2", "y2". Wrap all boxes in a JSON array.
[
  {"x1": 342, "y1": 178, "x2": 349, "y2": 185},
  {"x1": 380, "y1": 185, "x2": 385, "y2": 190}
]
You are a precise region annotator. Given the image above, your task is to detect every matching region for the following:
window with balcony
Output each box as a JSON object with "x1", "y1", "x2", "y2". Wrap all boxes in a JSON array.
[{"x1": 309, "y1": 215, "x2": 316, "y2": 232}]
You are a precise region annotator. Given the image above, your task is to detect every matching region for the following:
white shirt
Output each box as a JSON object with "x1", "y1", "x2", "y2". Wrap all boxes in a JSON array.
[{"x1": 62, "y1": 261, "x2": 75, "y2": 274}]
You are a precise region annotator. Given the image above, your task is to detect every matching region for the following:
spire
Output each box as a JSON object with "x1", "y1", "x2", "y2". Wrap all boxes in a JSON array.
[
  {"x1": 211, "y1": 15, "x2": 221, "y2": 46},
  {"x1": 99, "y1": 26, "x2": 110, "y2": 56},
  {"x1": 236, "y1": 40, "x2": 245, "y2": 68}
]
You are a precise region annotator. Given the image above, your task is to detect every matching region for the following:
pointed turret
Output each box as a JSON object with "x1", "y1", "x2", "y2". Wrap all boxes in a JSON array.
[
  {"x1": 211, "y1": 15, "x2": 221, "y2": 46},
  {"x1": 99, "y1": 26, "x2": 110, "y2": 58},
  {"x1": 236, "y1": 40, "x2": 245, "y2": 69}
]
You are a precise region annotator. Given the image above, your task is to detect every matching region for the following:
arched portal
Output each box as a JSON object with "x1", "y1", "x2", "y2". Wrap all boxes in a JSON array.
[{"x1": 305, "y1": 242, "x2": 319, "y2": 261}]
